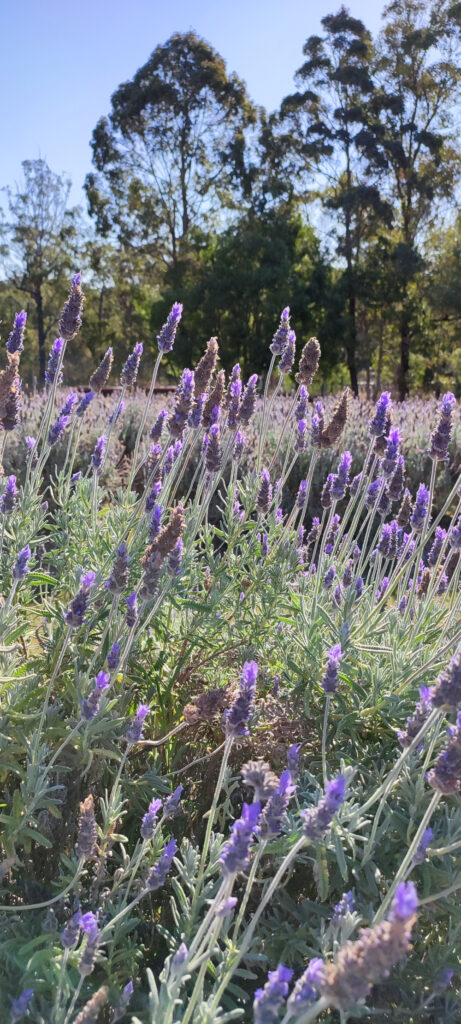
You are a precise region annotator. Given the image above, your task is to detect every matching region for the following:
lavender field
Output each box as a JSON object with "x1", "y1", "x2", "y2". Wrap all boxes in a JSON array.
[{"x1": 0, "y1": 282, "x2": 460, "y2": 1024}]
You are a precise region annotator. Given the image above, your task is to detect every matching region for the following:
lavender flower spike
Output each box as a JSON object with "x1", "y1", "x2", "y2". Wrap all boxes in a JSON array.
[
  {"x1": 223, "y1": 660, "x2": 258, "y2": 737},
  {"x1": 428, "y1": 710, "x2": 461, "y2": 794},
  {"x1": 287, "y1": 959, "x2": 325, "y2": 1014},
  {"x1": 121, "y1": 343, "x2": 143, "y2": 386},
  {"x1": 321, "y1": 643, "x2": 343, "y2": 694},
  {"x1": 429, "y1": 392, "x2": 456, "y2": 461},
  {"x1": 220, "y1": 801, "x2": 261, "y2": 877},
  {"x1": 125, "y1": 703, "x2": 150, "y2": 744},
  {"x1": 253, "y1": 964, "x2": 293, "y2": 1024},
  {"x1": 157, "y1": 302, "x2": 183, "y2": 354},
  {"x1": 318, "y1": 882, "x2": 417, "y2": 1012},
  {"x1": 431, "y1": 644, "x2": 461, "y2": 711},
  {"x1": 410, "y1": 483, "x2": 430, "y2": 533},
  {"x1": 302, "y1": 775, "x2": 346, "y2": 842},
  {"x1": 140, "y1": 797, "x2": 162, "y2": 840},
  {"x1": 146, "y1": 838, "x2": 177, "y2": 890},
  {"x1": 331, "y1": 451, "x2": 352, "y2": 501},
  {"x1": 81, "y1": 671, "x2": 110, "y2": 721},
  {"x1": 45, "y1": 337, "x2": 64, "y2": 385},
  {"x1": 369, "y1": 391, "x2": 392, "y2": 437},
  {"x1": 10, "y1": 989, "x2": 34, "y2": 1023},
  {"x1": 91, "y1": 434, "x2": 107, "y2": 471},
  {"x1": 60, "y1": 273, "x2": 84, "y2": 341},
  {"x1": 239, "y1": 374, "x2": 259, "y2": 426},
  {"x1": 76, "y1": 390, "x2": 94, "y2": 417},
  {"x1": 278, "y1": 329, "x2": 296, "y2": 375},
  {"x1": 65, "y1": 571, "x2": 96, "y2": 628},
  {"x1": 12, "y1": 545, "x2": 31, "y2": 581},
  {"x1": 270, "y1": 306, "x2": 291, "y2": 355},
  {"x1": 6, "y1": 310, "x2": 27, "y2": 355},
  {"x1": 257, "y1": 468, "x2": 273, "y2": 513},
  {"x1": 48, "y1": 413, "x2": 70, "y2": 447},
  {"x1": 0, "y1": 475, "x2": 18, "y2": 515}
]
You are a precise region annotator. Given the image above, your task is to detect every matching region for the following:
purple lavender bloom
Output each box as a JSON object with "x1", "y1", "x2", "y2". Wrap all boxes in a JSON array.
[
  {"x1": 365, "y1": 478, "x2": 380, "y2": 510},
  {"x1": 369, "y1": 392, "x2": 392, "y2": 437},
  {"x1": 381, "y1": 428, "x2": 401, "y2": 477},
  {"x1": 257, "y1": 468, "x2": 273, "y2": 513},
  {"x1": 76, "y1": 390, "x2": 94, "y2": 417},
  {"x1": 61, "y1": 910, "x2": 82, "y2": 948},
  {"x1": 389, "y1": 881, "x2": 418, "y2": 922},
  {"x1": 205, "y1": 424, "x2": 221, "y2": 473},
  {"x1": 270, "y1": 306, "x2": 291, "y2": 355},
  {"x1": 278, "y1": 329, "x2": 296, "y2": 375},
  {"x1": 302, "y1": 775, "x2": 346, "y2": 842},
  {"x1": 350, "y1": 472, "x2": 362, "y2": 496},
  {"x1": 332, "y1": 890, "x2": 355, "y2": 923},
  {"x1": 297, "y1": 480, "x2": 307, "y2": 509},
  {"x1": 121, "y1": 342, "x2": 143, "y2": 386},
  {"x1": 376, "y1": 576, "x2": 389, "y2": 602},
  {"x1": 223, "y1": 661, "x2": 258, "y2": 737},
  {"x1": 429, "y1": 392, "x2": 456, "y2": 461},
  {"x1": 388, "y1": 455, "x2": 405, "y2": 502},
  {"x1": 107, "y1": 641, "x2": 121, "y2": 672},
  {"x1": 10, "y1": 989, "x2": 34, "y2": 1023},
  {"x1": 61, "y1": 393, "x2": 78, "y2": 417},
  {"x1": 105, "y1": 541, "x2": 129, "y2": 595},
  {"x1": 109, "y1": 400, "x2": 125, "y2": 425},
  {"x1": 149, "y1": 504, "x2": 163, "y2": 541},
  {"x1": 261, "y1": 533, "x2": 269, "y2": 558},
  {"x1": 259, "y1": 770, "x2": 296, "y2": 840},
  {"x1": 227, "y1": 378, "x2": 242, "y2": 430},
  {"x1": 188, "y1": 392, "x2": 206, "y2": 429},
  {"x1": 168, "y1": 538, "x2": 183, "y2": 577},
  {"x1": 331, "y1": 451, "x2": 352, "y2": 500},
  {"x1": 81, "y1": 670, "x2": 110, "y2": 721},
  {"x1": 311, "y1": 401, "x2": 325, "y2": 449},
  {"x1": 323, "y1": 565, "x2": 336, "y2": 590},
  {"x1": 239, "y1": 375, "x2": 259, "y2": 426},
  {"x1": 355, "y1": 576, "x2": 364, "y2": 598},
  {"x1": 287, "y1": 743, "x2": 301, "y2": 782},
  {"x1": 321, "y1": 643, "x2": 343, "y2": 694},
  {"x1": 294, "y1": 418, "x2": 307, "y2": 453},
  {"x1": 25, "y1": 436, "x2": 36, "y2": 452},
  {"x1": 45, "y1": 337, "x2": 64, "y2": 385},
  {"x1": 431, "y1": 644, "x2": 461, "y2": 711},
  {"x1": 140, "y1": 797, "x2": 163, "y2": 840},
  {"x1": 321, "y1": 473, "x2": 334, "y2": 509},
  {"x1": 157, "y1": 302, "x2": 183, "y2": 354},
  {"x1": 48, "y1": 413, "x2": 70, "y2": 447},
  {"x1": 12, "y1": 545, "x2": 31, "y2": 581},
  {"x1": 80, "y1": 911, "x2": 99, "y2": 943},
  {"x1": 427, "y1": 710, "x2": 461, "y2": 794},
  {"x1": 145, "y1": 481, "x2": 162, "y2": 511},
  {"x1": 164, "y1": 784, "x2": 183, "y2": 818},
  {"x1": 146, "y1": 838, "x2": 177, "y2": 890},
  {"x1": 398, "y1": 685, "x2": 434, "y2": 746},
  {"x1": 6, "y1": 310, "x2": 27, "y2": 355},
  {"x1": 449, "y1": 515, "x2": 461, "y2": 551},
  {"x1": 233, "y1": 430, "x2": 245, "y2": 461},
  {"x1": 342, "y1": 560, "x2": 354, "y2": 587},
  {"x1": 0, "y1": 475, "x2": 18, "y2": 515},
  {"x1": 253, "y1": 964, "x2": 293, "y2": 1024},
  {"x1": 91, "y1": 434, "x2": 107, "y2": 471},
  {"x1": 168, "y1": 368, "x2": 195, "y2": 439},
  {"x1": 438, "y1": 572, "x2": 449, "y2": 595},
  {"x1": 220, "y1": 801, "x2": 261, "y2": 878},
  {"x1": 410, "y1": 483, "x2": 430, "y2": 533},
  {"x1": 215, "y1": 896, "x2": 238, "y2": 918},
  {"x1": 125, "y1": 703, "x2": 150, "y2": 744},
  {"x1": 287, "y1": 960, "x2": 324, "y2": 1013},
  {"x1": 150, "y1": 408, "x2": 167, "y2": 441},
  {"x1": 412, "y1": 827, "x2": 433, "y2": 865},
  {"x1": 295, "y1": 385, "x2": 309, "y2": 421},
  {"x1": 125, "y1": 591, "x2": 138, "y2": 629},
  {"x1": 65, "y1": 571, "x2": 96, "y2": 628}
]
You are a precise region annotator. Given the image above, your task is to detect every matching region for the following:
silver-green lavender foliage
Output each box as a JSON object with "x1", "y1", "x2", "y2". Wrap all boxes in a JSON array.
[{"x1": 0, "y1": 282, "x2": 460, "y2": 1023}]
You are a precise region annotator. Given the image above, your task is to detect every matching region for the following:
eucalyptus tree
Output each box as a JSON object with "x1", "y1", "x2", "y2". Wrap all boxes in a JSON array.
[{"x1": 85, "y1": 32, "x2": 257, "y2": 289}]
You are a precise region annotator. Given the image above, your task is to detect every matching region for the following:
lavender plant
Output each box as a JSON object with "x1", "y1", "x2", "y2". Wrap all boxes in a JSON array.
[{"x1": 0, "y1": 283, "x2": 460, "y2": 1023}]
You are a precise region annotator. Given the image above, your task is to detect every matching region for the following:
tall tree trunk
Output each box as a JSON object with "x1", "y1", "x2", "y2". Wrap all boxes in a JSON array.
[
  {"x1": 375, "y1": 320, "x2": 384, "y2": 400},
  {"x1": 346, "y1": 284, "x2": 359, "y2": 396},
  {"x1": 397, "y1": 309, "x2": 411, "y2": 401},
  {"x1": 36, "y1": 286, "x2": 46, "y2": 385}
]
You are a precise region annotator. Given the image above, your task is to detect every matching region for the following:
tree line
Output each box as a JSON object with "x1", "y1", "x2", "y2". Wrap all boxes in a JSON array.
[{"x1": 1, "y1": 0, "x2": 461, "y2": 398}]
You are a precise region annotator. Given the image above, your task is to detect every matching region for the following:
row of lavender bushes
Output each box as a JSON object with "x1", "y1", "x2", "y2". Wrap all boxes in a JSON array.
[{"x1": 0, "y1": 285, "x2": 460, "y2": 1023}]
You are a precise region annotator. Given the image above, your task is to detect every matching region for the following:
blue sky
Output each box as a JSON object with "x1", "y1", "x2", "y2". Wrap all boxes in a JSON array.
[{"x1": 1, "y1": 0, "x2": 384, "y2": 206}]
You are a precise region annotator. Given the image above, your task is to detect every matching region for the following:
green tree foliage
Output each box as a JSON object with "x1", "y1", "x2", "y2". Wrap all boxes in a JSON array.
[
  {"x1": 150, "y1": 206, "x2": 340, "y2": 384},
  {"x1": 85, "y1": 32, "x2": 257, "y2": 287},
  {"x1": 0, "y1": 159, "x2": 81, "y2": 382},
  {"x1": 273, "y1": 6, "x2": 393, "y2": 394},
  {"x1": 363, "y1": 0, "x2": 461, "y2": 397}
]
